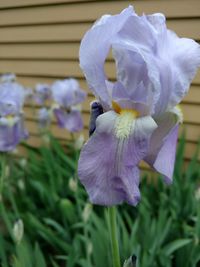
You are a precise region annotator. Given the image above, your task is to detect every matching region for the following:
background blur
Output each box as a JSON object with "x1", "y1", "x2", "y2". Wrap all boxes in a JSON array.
[{"x1": 0, "y1": 0, "x2": 199, "y2": 166}]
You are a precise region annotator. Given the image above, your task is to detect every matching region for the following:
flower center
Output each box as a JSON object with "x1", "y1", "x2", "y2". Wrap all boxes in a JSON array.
[
  {"x1": 6, "y1": 115, "x2": 17, "y2": 127},
  {"x1": 112, "y1": 102, "x2": 139, "y2": 139}
]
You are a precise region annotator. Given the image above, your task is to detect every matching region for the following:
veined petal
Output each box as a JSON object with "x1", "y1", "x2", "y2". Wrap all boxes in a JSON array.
[
  {"x1": 112, "y1": 35, "x2": 160, "y2": 113},
  {"x1": 78, "y1": 111, "x2": 157, "y2": 206},
  {"x1": 166, "y1": 32, "x2": 200, "y2": 109},
  {"x1": 145, "y1": 111, "x2": 179, "y2": 183},
  {"x1": 54, "y1": 108, "x2": 83, "y2": 132},
  {"x1": 79, "y1": 6, "x2": 134, "y2": 107}
]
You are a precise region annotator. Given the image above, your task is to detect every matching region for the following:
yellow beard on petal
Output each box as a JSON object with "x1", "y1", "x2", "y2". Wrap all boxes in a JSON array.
[
  {"x1": 5, "y1": 115, "x2": 16, "y2": 127},
  {"x1": 112, "y1": 102, "x2": 139, "y2": 139},
  {"x1": 172, "y1": 105, "x2": 183, "y2": 124}
]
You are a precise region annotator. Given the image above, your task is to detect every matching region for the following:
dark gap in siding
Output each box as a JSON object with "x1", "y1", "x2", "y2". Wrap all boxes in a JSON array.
[
  {"x1": 0, "y1": 0, "x2": 99, "y2": 10},
  {"x1": 0, "y1": 16, "x2": 199, "y2": 28},
  {"x1": 0, "y1": 57, "x2": 114, "y2": 62}
]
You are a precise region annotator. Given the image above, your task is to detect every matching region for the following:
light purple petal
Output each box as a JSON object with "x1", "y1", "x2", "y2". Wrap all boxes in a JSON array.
[
  {"x1": 165, "y1": 32, "x2": 200, "y2": 110},
  {"x1": 145, "y1": 112, "x2": 179, "y2": 183},
  {"x1": 0, "y1": 116, "x2": 28, "y2": 152},
  {"x1": 112, "y1": 81, "x2": 150, "y2": 115},
  {"x1": 78, "y1": 111, "x2": 157, "y2": 206},
  {"x1": 79, "y1": 6, "x2": 134, "y2": 108},
  {"x1": 54, "y1": 108, "x2": 83, "y2": 132},
  {"x1": 51, "y1": 78, "x2": 86, "y2": 108},
  {"x1": 111, "y1": 14, "x2": 165, "y2": 113},
  {"x1": 146, "y1": 13, "x2": 200, "y2": 114}
]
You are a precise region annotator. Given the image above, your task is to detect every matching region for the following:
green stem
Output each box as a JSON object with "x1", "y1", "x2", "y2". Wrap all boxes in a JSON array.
[
  {"x1": 108, "y1": 206, "x2": 121, "y2": 267},
  {"x1": 0, "y1": 153, "x2": 7, "y2": 194},
  {"x1": 70, "y1": 133, "x2": 82, "y2": 217}
]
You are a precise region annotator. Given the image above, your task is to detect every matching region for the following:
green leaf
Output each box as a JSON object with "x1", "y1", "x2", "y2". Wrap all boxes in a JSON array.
[
  {"x1": 34, "y1": 243, "x2": 47, "y2": 267},
  {"x1": 163, "y1": 239, "x2": 192, "y2": 256}
]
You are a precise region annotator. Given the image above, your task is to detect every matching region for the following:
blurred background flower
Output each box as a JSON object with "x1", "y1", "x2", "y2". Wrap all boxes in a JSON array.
[
  {"x1": 0, "y1": 81, "x2": 28, "y2": 151},
  {"x1": 51, "y1": 78, "x2": 87, "y2": 132}
]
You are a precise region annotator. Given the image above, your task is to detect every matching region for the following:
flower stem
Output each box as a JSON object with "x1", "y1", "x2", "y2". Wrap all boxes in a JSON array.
[
  {"x1": 0, "y1": 153, "x2": 6, "y2": 194},
  {"x1": 108, "y1": 206, "x2": 121, "y2": 267}
]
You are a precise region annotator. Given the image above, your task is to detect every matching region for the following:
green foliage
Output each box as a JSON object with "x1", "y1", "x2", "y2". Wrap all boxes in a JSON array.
[{"x1": 0, "y1": 135, "x2": 200, "y2": 267}]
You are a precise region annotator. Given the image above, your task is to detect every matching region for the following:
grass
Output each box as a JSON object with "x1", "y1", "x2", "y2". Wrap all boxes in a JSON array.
[{"x1": 0, "y1": 134, "x2": 199, "y2": 267}]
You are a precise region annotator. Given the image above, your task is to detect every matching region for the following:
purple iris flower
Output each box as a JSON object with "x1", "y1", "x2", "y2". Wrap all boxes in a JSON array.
[
  {"x1": 34, "y1": 84, "x2": 51, "y2": 105},
  {"x1": 51, "y1": 78, "x2": 86, "y2": 132},
  {"x1": 0, "y1": 82, "x2": 28, "y2": 151},
  {"x1": 78, "y1": 6, "x2": 200, "y2": 206}
]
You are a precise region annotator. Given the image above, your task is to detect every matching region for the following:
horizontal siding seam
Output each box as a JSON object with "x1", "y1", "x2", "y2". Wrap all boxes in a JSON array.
[
  {"x1": 0, "y1": 17, "x2": 199, "y2": 28},
  {"x1": 0, "y1": 0, "x2": 98, "y2": 10}
]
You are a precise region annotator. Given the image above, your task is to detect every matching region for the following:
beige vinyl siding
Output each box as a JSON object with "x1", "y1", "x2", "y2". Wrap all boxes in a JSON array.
[{"x1": 0, "y1": 0, "x2": 199, "y2": 164}]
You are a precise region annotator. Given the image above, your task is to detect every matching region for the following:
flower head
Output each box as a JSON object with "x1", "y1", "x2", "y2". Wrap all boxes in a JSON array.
[
  {"x1": 34, "y1": 83, "x2": 51, "y2": 105},
  {"x1": 51, "y1": 78, "x2": 86, "y2": 132},
  {"x1": 13, "y1": 219, "x2": 24, "y2": 244},
  {"x1": 78, "y1": 6, "x2": 200, "y2": 206},
  {"x1": 0, "y1": 82, "x2": 28, "y2": 151}
]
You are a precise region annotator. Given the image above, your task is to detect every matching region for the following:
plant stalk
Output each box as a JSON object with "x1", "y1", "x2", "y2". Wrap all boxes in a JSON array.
[
  {"x1": 0, "y1": 153, "x2": 6, "y2": 194},
  {"x1": 108, "y1": 206, "x2": 121, "y2": 267}
]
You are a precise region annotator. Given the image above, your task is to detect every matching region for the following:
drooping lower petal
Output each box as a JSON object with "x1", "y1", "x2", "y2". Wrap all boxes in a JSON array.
[
  {"x1": 144, "y1": 112, "x2": 179, "y2": 183},
  {"x1": 54, "y1": 108, "x2": 83, "y2": 132},
  {"x1": 78, "y1": 111, "x2": 157, "y2": 206},
  {"x1": 0, "y1": 117, "x2": 28, "y2": 152}
]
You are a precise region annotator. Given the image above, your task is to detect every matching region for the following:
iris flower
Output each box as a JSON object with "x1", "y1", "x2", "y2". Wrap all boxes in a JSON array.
[
  {"x1": 78, "y1": 6, "x2": 200, "y2": 206},
  {"x1": 51, "y1": 78, "x2": 86, "y2": 132},
  {"x1": 0, "y1": 82, "x2": 28, "y2": 151},
  {"x1": 34, "y1": 83, "x2": 51, "y2": 105}
]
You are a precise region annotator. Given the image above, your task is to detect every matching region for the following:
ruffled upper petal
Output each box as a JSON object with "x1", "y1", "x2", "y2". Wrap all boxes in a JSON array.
[
  {"x1": 164, "y1": 32, "x2": 200, "y2": 111},
  {"x1": 80, "y1": 6, "x2": 200, "y2": 115},
  {"x1": 51, "y1": 78, "x2": 86, "y2": 108},
  {"x1": 79, "y1": 6, "x2": 134, "y2": 107},
  {"x1": 144, "y1": 112, "x2": 179, "y2": 183},
  {"x1": 78, "y1": 111, "x2": 157, "y2": 206},
  {"x1": 0, "y1": 82, "x2": 26, "y2": 116}
]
